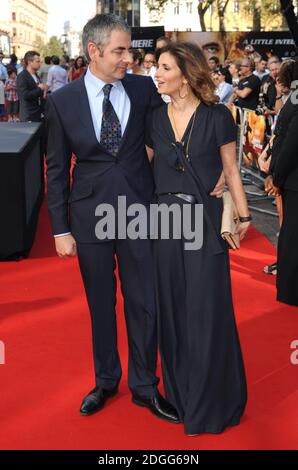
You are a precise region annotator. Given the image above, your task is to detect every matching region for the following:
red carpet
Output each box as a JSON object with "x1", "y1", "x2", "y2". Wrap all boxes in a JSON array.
[{"x1": 0, "y1": 201, "x2": 298, "y2": 450}]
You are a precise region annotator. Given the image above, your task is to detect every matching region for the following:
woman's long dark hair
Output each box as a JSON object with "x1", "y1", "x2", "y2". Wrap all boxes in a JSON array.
[{"x1": 155, "y1": 42, "x2": 218, "y2": 105}]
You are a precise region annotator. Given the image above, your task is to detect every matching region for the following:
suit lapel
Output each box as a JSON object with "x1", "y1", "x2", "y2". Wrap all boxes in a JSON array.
[
  {"x1": 25, "y1": 69, "x2": 39, "y2": 87},
  {"x1": 118, "y1": 75, "x2": 138, "y2": 152},
  {"x1": 75, "y1": 76, "x2": 108, "y2": 154}
]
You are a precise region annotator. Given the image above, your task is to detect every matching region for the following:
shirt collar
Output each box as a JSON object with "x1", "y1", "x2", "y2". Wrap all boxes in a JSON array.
[{"x1": 85, "y1": 67, "x2": 122, "y2": 97}]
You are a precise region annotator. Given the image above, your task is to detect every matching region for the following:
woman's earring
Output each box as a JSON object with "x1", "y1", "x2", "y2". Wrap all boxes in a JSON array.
[{"x1": 179, "y1": 83, "x2": 188, "y2": 99}]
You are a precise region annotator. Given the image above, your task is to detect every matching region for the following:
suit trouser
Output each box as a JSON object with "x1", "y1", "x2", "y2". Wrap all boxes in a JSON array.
[{"x1": 77, "y1": 238, "x2": 159, "y2": 397}]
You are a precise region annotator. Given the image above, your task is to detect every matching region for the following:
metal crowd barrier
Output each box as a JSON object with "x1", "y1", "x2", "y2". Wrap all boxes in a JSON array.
[{"x1": 233, "y1": 105, "x2": 278, "y2": 217}]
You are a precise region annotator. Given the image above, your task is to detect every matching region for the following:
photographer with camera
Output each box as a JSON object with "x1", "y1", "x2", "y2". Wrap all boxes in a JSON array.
[{"x1": 227, "y1": 58, "x2": 261, "y2": 111}]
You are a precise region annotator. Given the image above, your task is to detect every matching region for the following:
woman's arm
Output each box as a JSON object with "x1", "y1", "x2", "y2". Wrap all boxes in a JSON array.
[{"x1": 220, "y1": 141, "x2": 251, "y2": 239}]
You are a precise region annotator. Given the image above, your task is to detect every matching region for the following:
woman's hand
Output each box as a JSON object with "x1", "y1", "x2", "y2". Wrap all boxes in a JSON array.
[
  {"x1": 236, "y1": 221, "x2": 251, "y2": 240},
  {"x1": 210, "y1": 171, "x2": 225, "y2": 198}
]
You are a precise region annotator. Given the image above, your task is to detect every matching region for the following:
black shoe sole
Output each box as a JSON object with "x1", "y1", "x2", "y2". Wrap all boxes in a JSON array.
[
  {"x1": 131, "y1": 396, "x2": 182, "y2": 424},
  {"x1": 80, "y1": 388, "x2": 118, "y2": 416}
]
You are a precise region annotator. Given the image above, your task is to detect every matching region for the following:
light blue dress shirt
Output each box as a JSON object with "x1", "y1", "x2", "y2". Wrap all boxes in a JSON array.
[{"x1": 84, "y1": 67, "x2": 131, "y2": 143}]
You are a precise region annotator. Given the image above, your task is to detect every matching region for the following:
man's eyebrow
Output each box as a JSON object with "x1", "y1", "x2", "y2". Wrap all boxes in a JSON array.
[{"x1": 202, "y1": 42, "x2": 220, "y2": 49}]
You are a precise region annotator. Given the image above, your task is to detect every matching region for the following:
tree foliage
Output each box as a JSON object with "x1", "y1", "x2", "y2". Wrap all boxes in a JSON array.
[{"x1": 33, "y1": 35, "x2": 64, "y2": 58}]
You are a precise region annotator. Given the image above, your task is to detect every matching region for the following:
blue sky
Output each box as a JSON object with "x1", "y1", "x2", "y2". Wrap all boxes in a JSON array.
[{"x1": 47, "y1": 0, "x2": 96, "y2": 38}]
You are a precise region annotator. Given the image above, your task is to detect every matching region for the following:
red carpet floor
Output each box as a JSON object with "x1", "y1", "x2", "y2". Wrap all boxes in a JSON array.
[{"x1": 0, "y1": 201, "x2": 298, "y2": 450}]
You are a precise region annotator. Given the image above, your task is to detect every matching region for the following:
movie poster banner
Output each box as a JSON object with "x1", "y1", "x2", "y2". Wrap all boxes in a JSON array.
[
  {"x1": 241, "y1": 109, "x2": 266, "y2": 167},
  {"x1": 167, "y1": 31, "x2": 297, "y2": 62}
]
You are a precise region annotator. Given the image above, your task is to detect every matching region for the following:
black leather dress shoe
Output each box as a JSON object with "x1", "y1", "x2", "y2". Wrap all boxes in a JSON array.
[
  {"x1": 132, "y1": 391, "x2": 181, "y2": 423},
  {"x1": 80, "y1": 385, "x2": 118, "y2": 416}
]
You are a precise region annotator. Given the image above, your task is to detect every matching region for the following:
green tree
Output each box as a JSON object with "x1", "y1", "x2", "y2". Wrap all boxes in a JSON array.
[
  {"x1": 33, "y1": 35, "x2": 47, "y2": 57},
  {"x1": 241, "y1": 0, "x2": 282, "y2": 31},
  {"x1": 43, "y1": 36, "x2": 64, "y2": 58},
  {"x1": 33, "y1": 35, "x2": 64, "y2": 58}
]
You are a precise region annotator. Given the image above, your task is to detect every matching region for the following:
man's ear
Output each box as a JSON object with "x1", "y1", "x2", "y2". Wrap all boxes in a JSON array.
[{"x1": 88, "y1": 42, "x2": 100, "y2": 61}]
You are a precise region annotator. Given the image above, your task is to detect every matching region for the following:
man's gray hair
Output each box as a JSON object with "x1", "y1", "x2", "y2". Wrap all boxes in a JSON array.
[
  {"x1": 82, "y1": 14, "x2": 131, "y2": 61},
  {"x1": 242, "y1": 57, "x2": 255, "y2": 71}
]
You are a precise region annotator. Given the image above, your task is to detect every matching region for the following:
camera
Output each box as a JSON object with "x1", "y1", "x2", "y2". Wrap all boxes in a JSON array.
[
  {"x1": 255, "y1": 92, "x2": 267, "y2": 115},
  {"x1": 255, "y1": 106, "x2": 267, "y2": 115}
]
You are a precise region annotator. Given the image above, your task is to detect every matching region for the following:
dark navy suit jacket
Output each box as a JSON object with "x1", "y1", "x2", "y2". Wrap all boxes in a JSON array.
[
  {"x1": 270, "y1": 97, "x2": 298, "y2": 191},
  {"x1": 45, "y1": 73, "x2": 164, "y2": 242},
  {"x1": 17, "y1": 69, "x2": 44, "y2": 122}
]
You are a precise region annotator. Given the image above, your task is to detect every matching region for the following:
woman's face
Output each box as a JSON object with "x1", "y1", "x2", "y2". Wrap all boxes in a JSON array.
[
  {"x1": 155, "y1": 52, "x2": 186, "y2": 97},
  {"x1": 77, "y1": 57, "x2": 83, "y2": 67},
  {"x1": 143, "y1": 53, "x2": 155, "y2": 71}
]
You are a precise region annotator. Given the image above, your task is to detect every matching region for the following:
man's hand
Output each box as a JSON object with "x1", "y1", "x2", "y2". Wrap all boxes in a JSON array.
[
  {"x1": 38, "y1": 83, "x2": 46, "y2": 91},
  {"x1": 210, "y1": 171, "x2": 225, "y2": 198},
  {"x1": 55, "y1": 234, "x2": 77, "y2": 258},
  {"x1": 264, "y1": 175, "x2": 280, "y2": 196}
]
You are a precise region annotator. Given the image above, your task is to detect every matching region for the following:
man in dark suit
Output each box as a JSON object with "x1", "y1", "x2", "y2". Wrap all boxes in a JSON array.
[
  {"x1": 265, "y1": 65, "x2": 298, "y2": 306},
  {"x1": 45, "y1": 14, "x2": 180, "y2": 422},
  {"x1": 16, "y1": 50, "x2": 46, "y2": 122}
]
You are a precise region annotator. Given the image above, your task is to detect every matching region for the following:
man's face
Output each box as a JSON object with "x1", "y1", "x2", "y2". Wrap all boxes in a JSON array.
[
  {"x1": 229, "y1": 63, "x2": 238, "y2": 76},
  {"x1": 240, "y1": 59, "x2": 251, "y2": 77},
  {"x1": 156, "y1": 39, "x2": 167, "y2": 50},
  {"x1": 268, "y1": 62, "x2": 280, "y2": 80},
  {"x1": 173, "y1": 32, "x2": 225, "y2": 64},
  {"x1": 258, "y1": 60, "x2": 267, "y2": 73},
  {"x1": 195, "y1": 32, "x2": 225, "y2": 63},
  {"x1": 88, "y1": 29, "x2": 132, "y2": 82},
  {"x1": 211, "y1": 71, "x2": 220, "y2": 86},
  {"x1": 208, "y1": 59, "x2": 217, "y2": 71},
  {"x1": 29, "y1": 55, "x2": 41, "y2": 72}
]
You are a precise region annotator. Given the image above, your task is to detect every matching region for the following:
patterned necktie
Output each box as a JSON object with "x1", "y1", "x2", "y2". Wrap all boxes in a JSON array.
[{"x1": 100, "y1": 84, "x2": 122, "y2": 156}]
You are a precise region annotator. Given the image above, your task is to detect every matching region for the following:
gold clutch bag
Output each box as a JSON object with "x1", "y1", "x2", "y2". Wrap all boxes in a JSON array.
[{"x1": 221, "y1": 191, "x2": 240, "y2": 250}]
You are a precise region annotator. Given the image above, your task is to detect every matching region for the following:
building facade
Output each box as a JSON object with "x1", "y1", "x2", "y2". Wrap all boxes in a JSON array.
[
  {"x1": 0, "y1": 0, "x2": 48, "y2": 58},
  {"x1": 96, "y1": 0, "x2": 141, "y2": 26},
  {"x1": 62, "y1": 20, "x2": 83, "y2": 58},
  {"x1": 140, "y1": 0, "x2": 288, "y2": 32}
]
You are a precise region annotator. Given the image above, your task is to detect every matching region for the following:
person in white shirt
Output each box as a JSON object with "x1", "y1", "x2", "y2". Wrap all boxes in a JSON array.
[
  {"x1": 143, "y1": 52, "x2": 156, "y2": 80},
  {"x1": 212, "y1": 67, "x2": 233, "y2": 104},
  {"x1": 253, "y1": 56, "x2": 268, "y2": 81},
  {"x1": 46, "y1": 56, "x2": 68, "y2": 93}
]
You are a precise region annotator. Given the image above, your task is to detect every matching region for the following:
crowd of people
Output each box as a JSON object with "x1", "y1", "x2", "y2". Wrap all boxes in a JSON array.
[
  {"x1": 0, "y1": 39, "x2": 294, "y2": 124},
  {"x1": 0, "y1": 51, "x2": 88, "y2": 122}
]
